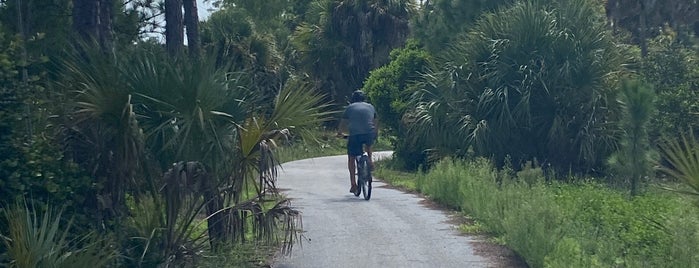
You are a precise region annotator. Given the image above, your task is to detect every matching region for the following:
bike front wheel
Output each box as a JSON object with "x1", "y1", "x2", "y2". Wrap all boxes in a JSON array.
[{"x1": 362, "y1": 177, "x2": 371, "y2": 200}]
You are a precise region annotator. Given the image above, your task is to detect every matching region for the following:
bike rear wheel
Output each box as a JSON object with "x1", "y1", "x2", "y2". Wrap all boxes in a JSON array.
[{"x1": 358, "y1": 155, "x2": 371, "y2": 200}]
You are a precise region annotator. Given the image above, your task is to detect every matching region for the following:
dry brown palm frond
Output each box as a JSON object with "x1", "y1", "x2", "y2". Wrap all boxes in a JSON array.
[{"x1": 161, "y1": 161, "x2": 215, "y2": 262}]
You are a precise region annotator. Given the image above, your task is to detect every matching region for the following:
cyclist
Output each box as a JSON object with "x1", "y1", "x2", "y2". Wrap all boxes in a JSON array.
[{"x1": 337, "y1": 90, "x2": 378, "y2": 194}]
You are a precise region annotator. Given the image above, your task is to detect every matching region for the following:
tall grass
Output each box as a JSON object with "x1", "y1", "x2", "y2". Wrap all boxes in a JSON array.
[{"x1": 400, "y1": 158, "x2": 699, "y2": 268}]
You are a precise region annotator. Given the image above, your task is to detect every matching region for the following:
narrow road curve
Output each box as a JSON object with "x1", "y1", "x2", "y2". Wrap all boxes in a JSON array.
[{"x1": 273, "y1": 152, "x2": 500, "y2": 268}]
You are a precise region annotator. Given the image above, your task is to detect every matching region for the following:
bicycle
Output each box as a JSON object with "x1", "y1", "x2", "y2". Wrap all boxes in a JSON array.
[
  {"x1": 353, "y1": 151, "x2": 372, "y2": 200},
  {"x1": 341, "y1": 135, "x2": 372, "y2": 200}
]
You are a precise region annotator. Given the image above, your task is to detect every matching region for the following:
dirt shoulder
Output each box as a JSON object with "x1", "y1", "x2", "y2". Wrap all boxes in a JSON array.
[{"x1": 377, "y1": 182, "x2": 529, "y2": 268}]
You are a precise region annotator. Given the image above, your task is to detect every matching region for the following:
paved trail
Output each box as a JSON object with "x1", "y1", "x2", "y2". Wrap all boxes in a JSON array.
[{"x1": 273, "y1": 152, "x2": 502, "y2": 268}]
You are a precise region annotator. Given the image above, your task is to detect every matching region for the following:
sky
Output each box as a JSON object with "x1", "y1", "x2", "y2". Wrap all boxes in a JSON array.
[
  {"x1": 197, "y1": 0, "x2": 216, "y2": 21},
  {"x1": 140, "y1": 0, "x2": 216, "y2": 42}
]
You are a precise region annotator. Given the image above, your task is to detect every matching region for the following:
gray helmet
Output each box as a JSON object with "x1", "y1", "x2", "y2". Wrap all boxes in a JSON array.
[{"x1": 350, "y1": 90, "x2": 366, "y2": 103}]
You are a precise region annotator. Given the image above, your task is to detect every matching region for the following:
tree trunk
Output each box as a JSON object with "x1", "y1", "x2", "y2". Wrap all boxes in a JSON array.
[
  {"x1": 98, "y1": 0, "x2": 114, "y2": 52},
  {"x1": 639, "y1": 0, "x2": 647, "y2": 57},
  {"x1": 183, "y1": 0, "x2": 200, "y2": 58},
  {"x1": 73, "y1": 0, "x2": 99, "y2": 42},
  {"x1": 165, "y1": 0, "x2": 184, "y2": 56},
  {"x1": 605, "y1": 0, "x2": 618, "y2": 31}
]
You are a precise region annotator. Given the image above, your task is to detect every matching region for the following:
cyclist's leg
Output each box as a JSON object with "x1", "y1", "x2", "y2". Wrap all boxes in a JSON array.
[
  {"x1": 348, "y1": 155, "x2": 357, "y2": 191},
  {"x1": 347, "y1": 135, "x2": 363, "y2": 192}
]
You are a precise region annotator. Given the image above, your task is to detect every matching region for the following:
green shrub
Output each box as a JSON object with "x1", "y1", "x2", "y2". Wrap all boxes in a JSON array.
[
  {"x1": 364, "y1": 40, "x2": 431, "y2": 135},
  {"x1": 416, "y1": 158, "x2": 466, "y2": 209},
  {"x1": 642, "y1": 33, "x2": 699, "y2": 141},
  {"x1": 362, "y1": 40, "x2": 432, "y2": 170},
  {"x1": 554, "y1": 183, "x2": 675, "y2": 266},
  {"x1": 516, "y1": 160, "x2": 546, "y2": 186},
  {"x1": 661, "y1": 204, "x2": 699, "y2": 267},
  {"x1": 501, "y1": 183, "x2": 563, "y2": 268},
  {"x1": 544, "y1": 238, "x2": 604, "y2": 268},
  {"x1": 0, "y1": 135, "x2": 92, "y2": 218}
]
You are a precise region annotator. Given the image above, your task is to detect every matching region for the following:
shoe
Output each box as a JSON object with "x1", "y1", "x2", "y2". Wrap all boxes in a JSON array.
[{"x1": 349, "y1": 185, "x2": 357, "y2": 193}]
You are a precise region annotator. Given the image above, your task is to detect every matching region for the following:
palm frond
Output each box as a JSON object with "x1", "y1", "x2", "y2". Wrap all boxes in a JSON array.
[
  {"x1": 126, "y1": 50, "x2": 250, "y2": 168},
  {"x1": 161, "y1": 161, "x2": 215, "y2": 261},
  {"x1": 658, "y1": 129, "x2": 699, "y2": 194},
  {"x1": 58, "y1": 44, "x2": 145, "y2": 218},
  {"x1": 406, "y1": 0, "x2": 627, "y2": 172},
  {"x1": 268, "y1": 79, "x2": 334, "y2": 131},
  {"x1": 1, "y1": 201, "x2": 115, "y2": 267}
]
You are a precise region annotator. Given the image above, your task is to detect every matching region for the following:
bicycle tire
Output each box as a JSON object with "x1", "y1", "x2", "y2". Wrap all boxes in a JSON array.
[
  {"x1": 354, "y1": 157, "x2": 363, "y2": 196},
  {"x1": 354, "y1": 157, "x2": 362, "y2": 197},
  {"x1": 365, "y1": 169, "x2": 372, "y2": 200},
  {"x1": 359, "y1": 155, "x2": 371, "y2": 200}
]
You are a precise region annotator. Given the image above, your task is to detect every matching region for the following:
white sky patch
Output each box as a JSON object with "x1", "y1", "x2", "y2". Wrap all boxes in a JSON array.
[{"x1": 197, "y1": 0, "x2": 216, "y2": 21}]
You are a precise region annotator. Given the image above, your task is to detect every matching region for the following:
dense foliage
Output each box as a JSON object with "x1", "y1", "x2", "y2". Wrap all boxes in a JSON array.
[
  {"x1": 362, "y1": 40, "x2": 432, "y2": 169},
  {"x1": 290, "y1": 0, "x2": 414, "y2": 105},
  {"x1": 1, "y1": 0, "x2": 699, "y2": 266},
  {"x1": 411, "y1": 0, "x2": 514, "y2": 53},
  {"x1": 376, "y1": 157, "x2": 699, "y2": 268},
  {"x1": 641, "y1": 34, "x2": 699, "y2": 142},
  {"x1": 1, "y1": 1, "x2": 329, "y2": 266},
  {"x1": 406, "y1": 0, "x2": 629, "y2": 173}
]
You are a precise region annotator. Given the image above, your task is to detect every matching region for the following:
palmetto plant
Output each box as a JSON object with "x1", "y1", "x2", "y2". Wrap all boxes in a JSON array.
[
  {"x1": 58, "y1": 44, "x2": 330, "y2": 265},
  {"x1": 130, "y1": 50, "x2": 330, "y2": 260},
  {"x1": 200, "y1": 8, "x2": 285, "y2": 113},
  {"x1": 408, "y1": 0, "x2": 628, "y2": 173},
  {"x1": 1, "y1": 201, "x2": 115, "y2": 268},
  {"x1": 59, "y1": 44, "x2": 145, "y2": 221},
  {"x1": 658, "y1": 129, "x2": 699, "y2": 198}
]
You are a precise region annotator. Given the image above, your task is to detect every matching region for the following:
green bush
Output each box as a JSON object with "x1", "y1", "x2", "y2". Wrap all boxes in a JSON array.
[
  {"x1": 363, "y1": 40, "x2": 431, "y2": 135},
  {"x1": 642, "y1": 33, "x2": 699, "y2": 141},
  {"x1": 0, "y1": 135, "x2": 92, "y2": 215},
  {"x1": 416, "y1": 158, "x2": 466, "y2": 209},
  {"x1": 362, "y1": 40, "x2": 432, "y2": 170}
]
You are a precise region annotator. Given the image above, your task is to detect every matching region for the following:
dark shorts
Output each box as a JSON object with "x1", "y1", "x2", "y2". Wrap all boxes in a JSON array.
[{"x1": 347, "y1": 133, "x2": 376, "y2": 157}]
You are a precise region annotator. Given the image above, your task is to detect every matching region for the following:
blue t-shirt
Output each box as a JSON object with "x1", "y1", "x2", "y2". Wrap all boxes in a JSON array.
[{"x1": 343, "y1": 102, "x2": 376, "y2": 135}]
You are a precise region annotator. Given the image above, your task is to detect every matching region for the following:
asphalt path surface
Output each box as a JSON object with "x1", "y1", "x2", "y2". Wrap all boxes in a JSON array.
[{"x1": 273, "y1": 152, "x2": 498, "y2": 268}]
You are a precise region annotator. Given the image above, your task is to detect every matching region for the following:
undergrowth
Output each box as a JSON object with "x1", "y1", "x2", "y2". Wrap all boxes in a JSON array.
[{"x1": 377, "y1": 157, "x2": 699, "y2": 268}]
